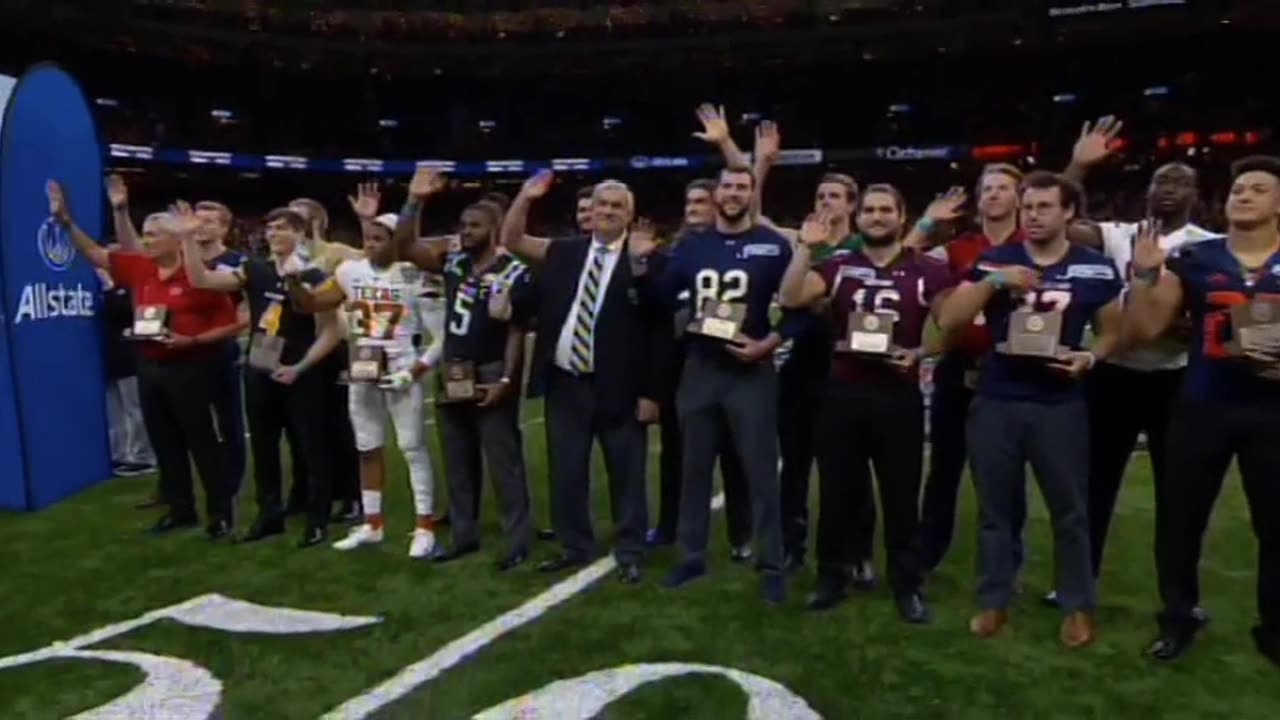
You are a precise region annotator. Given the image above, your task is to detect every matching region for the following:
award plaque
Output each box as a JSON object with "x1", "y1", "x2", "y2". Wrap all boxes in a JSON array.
[
  {"x1": 128, "y1": 304, "x2": 168, "y2": 340},
  {"x1": 836, "y1": 311, "x2": 896, "y2": 355},
  {"x1": 349, "y1": 345, "x2": 387, "y2": 383},
  {"x1": 686, "y1": 300, "x2": 746, "y2": 342},
  {"x1": 248, "y1": 334, "x2": 285, "y2": 371},
  {"x1": 1228, "y1": 300, "x2": 1280, "y2": 372},
  {"x1": 997, "y1": 309, "x2": 1064, "y2": 359},
  {"x1": 440, "y1": 360, "x2": 479, "y2": 403}
]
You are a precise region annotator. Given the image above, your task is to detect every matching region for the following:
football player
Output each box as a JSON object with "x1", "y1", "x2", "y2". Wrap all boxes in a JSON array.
[
  {"x1": 630, "y1": 165, "x2": 808, "y2": 604},
  {"x1": 780, "y1": 184, "x2": 953, "y2": 622},
  {"x1": 938, "y1": 171, "x2": 1123, "y2": 648},
  {"x1": 288, "y1": 214, "x2": 443, "y2": 559},
  {"x1": 1126, "y1": 155, "x2": 1280, "y2": 667}
]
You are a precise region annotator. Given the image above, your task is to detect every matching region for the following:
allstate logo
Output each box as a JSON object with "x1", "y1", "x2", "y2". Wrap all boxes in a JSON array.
[{"x1": 37, "y1": 217, "x2": 76, "y2": 272}]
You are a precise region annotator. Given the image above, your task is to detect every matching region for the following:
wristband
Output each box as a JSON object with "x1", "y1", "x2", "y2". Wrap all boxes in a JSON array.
[
  {"x1": 915, "y1": 217, "x2": 937, "y2": 235},
  {"x1": 986, "y1": 271, "x2": 1006, "y2": 289},
  {"x1": 1132, "y1": 265, "x2": 1161, "y2": 286},
  {"x1": 398, "y1": 199, "x2": 421, "y2": 226}
]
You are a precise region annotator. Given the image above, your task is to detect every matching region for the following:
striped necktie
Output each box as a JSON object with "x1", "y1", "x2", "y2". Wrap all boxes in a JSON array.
[{"x1": 569, "y1": 244, "x2": 608, "y2": 373}]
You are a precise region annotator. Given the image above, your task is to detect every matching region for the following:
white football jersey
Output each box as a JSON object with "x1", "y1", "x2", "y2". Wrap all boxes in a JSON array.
[{"x1": 333, "y1": 258, "x2": 438, "y2": 374}]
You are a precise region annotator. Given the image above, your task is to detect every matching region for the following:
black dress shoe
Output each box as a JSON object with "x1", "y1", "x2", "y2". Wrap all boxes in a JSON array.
[
  {"x1": 297, "y1": 526, "x2": 327, "y2": 548},
  {"x1": 495, "y1": 548, "x2": 529, "y2": 572},
  {"x1": 617, "y1": 562, "x2": 642, "y2": 584},
  {"x1": 536, "y1": 528, "x2": 556, "y2": 542},
  {"x1": 644, "y1": 528, "x2": 674, "y2": 548},
  {"x1": 148, "y1": 514, "x2": 198, "y2": 535},
  {"x1": 662, "y1": 559, "x2": 708, "y2": 588},
  {"x1": 1147, "y1": 631, "x2": 1198, "y2": 661},
  {"x1": 805, "y1": 575, "x2": 848, "y2": 611},
  {"x1": 206, "y1": 519, "x2": 232, "y2": 540},
  {"x1": 896, "y1": 592, "x2": 932, "y2": 624},
  {"x1": 537, "y1": 553, "x2": 588, "y2": 573},
  {"x1": 433, "y1": 543, "x2": 480, "y2": 564},
  {"x1": 241, "y1": 517, "x2": 285, "y2": 543}
]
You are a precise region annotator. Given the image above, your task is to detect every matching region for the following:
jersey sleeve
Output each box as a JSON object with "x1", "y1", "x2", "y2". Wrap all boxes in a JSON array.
[
  {"x1": 922, "y1": 256, "x2": 957, "y2": 303},
  {"x1": 106, "y1": 251, "x2": 153, "y2": 292},
  {"x1": 300, "y1": 267, "x2": 328, "y2": 287},
  {"x1": 815, "y1": 256, "x2": 842, "y2": 292},
  {"x1": 1098, "y1": 222, "x2": 1134, "y2": 262}
]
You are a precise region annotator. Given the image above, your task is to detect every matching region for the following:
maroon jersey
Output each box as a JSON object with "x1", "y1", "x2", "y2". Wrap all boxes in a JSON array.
[{"x1": 817, "y1": 248, "x2": 954, "y2": 385}]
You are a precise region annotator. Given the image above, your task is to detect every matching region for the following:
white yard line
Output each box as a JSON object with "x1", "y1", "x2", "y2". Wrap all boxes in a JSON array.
[{"x1": 323, "y1": 492, "x2": 726, "y2": 719}]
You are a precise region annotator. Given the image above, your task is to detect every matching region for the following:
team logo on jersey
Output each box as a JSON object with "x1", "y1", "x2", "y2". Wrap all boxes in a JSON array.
[
  {"x1": 838, "y1": 266, "x2": 876, "y2": 282},
  {"x1": 37, "y1": 217, "x2": 76, "y2": 271},
  {"x1": 742, "y1": 243, "x2": 781, "y2": 257},
  {"x1": 1065, "y1": 264, "x2": 1116, "y2": 280}
]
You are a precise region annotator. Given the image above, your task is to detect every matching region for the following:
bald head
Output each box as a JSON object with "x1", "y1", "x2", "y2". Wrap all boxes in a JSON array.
[{"x1": 1148, "y1": 163, "x2": 1198, "y2": 219}]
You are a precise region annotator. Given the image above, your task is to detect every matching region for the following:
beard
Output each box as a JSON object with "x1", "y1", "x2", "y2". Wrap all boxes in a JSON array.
[
  {"x1": 861, "y1": 230, "x2": 897, "y2": 247},
  {"x1": 717, "y1": 205, "x2": 748, "y2": 224}
]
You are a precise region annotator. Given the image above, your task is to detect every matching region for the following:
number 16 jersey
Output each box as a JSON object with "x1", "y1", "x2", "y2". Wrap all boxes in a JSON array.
[{"x1": 332, "y1": 258, "x2": 437, "y2": 374}]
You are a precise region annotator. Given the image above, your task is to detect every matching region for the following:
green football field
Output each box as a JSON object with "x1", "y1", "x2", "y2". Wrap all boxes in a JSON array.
[{"x1": 1, "y1": 399, "x2": 1276, "y2": 720}]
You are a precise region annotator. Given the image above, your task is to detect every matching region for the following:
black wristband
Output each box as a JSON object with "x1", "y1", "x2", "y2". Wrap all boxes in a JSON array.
[{"x1": 1132, "y1": 266, "x2": 1161, "y2": 285}]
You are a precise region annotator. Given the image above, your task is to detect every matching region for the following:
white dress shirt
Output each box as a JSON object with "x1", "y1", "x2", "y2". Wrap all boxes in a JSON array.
[{"x1": 554, "y1": 235, "x2": 624, "y2": 372}]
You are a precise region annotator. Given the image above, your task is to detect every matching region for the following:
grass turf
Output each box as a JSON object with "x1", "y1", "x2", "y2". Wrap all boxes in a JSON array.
[{"x1": 1, "y1": 398, "x2": 1276, "y2": 719}]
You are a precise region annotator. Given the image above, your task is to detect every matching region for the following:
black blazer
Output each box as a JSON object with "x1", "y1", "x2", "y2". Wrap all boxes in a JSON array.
[{"x1": 526, "y1": 235, "x2": 664, "y2": 419}]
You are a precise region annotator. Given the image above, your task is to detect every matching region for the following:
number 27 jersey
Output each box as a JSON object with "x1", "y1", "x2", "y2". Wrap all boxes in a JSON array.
[{"x1": 333, "y1": 258, "x2": 434, "y2": 373}]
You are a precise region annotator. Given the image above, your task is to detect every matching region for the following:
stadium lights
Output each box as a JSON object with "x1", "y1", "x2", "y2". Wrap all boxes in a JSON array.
[
  {"x1": 602, "y1": 116, "x2": 622, "y2": 129},
  {"x1": 740, "y1": 112, "x2": 762, "y2": 124},
  {"x1": 378, "y1": 119, "x2": 399, "y2": 129},
  {"x1": 1143, "y1": 86, "x2": 1170, "y2": 97},
  {"x1": 888, "y1": 104, "x2": 911, "y2": 114},
  {"x1": 478, "y1": 120, "x2": 496, "y2": 133},
  {"x1": 210, "y1": 109, "x2": 235, "y2": 119},
  {"x1": 1053, "y1": 93, "x2": 1077, "y2": 104},
  {"x1": 95, "y1": 97, "x2": 119, "y2": 108}
]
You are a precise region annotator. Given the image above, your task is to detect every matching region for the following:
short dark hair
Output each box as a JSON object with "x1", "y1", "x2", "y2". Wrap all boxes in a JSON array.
[
  {"x1": 576, "y1": 186, "x2": 595, "y2": 201},
  {"x1": 263, "y1": 207, "x2": 307, "y2": 232},
  {"x1": 1231, "y1": 155, "x2": 1280, "y2": 184},
  {"x1": 685, "y1": 178, "x2": 716, "y2": 196},
  {"x1": 818, "y1": 173, "x2": 859, "y2": 203},
  {"x1": 719, "y1": 164, "x2": 756, "y2": 188},
  {"x1": 482, "y1": 191, "x2": 511, "y2": 213},
  {"x1": 860, "y1": 183, "x2": 906, "y2": 217},
  {"x1": 1020, "y1": 170, "x2": 1084, "y2": 214},
  {"x1": 463, "y1": 201, "x2": 502, "y2": 229}
]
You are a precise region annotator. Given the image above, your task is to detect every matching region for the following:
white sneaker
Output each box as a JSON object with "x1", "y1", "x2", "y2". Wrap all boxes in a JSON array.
[
  {"x1": 408, "y1": 528, "x2": 436, "y2": 559},
  {"x1": 333, "y1": 523, "x2": 383, "y2": 551}
]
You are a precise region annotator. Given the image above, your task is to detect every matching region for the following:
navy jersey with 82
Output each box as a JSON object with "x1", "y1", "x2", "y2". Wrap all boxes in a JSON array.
[{"x1": 968, "y1": 243, "x2": 1121, "y2": 403}]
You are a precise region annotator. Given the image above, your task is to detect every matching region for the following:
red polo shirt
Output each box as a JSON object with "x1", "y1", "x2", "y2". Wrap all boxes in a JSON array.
[
  {"x1": 943, "y1": 227, "x2": 1025, "y2": 355},
  {"x1": 108, "y1": 252, "x2": 237, "y2": 361}
]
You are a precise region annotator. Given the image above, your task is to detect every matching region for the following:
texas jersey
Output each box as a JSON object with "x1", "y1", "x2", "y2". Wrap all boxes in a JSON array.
[
  {"x1": 332, "y1": 258, "x2": 439, "y2": 374},
  {"x1": 820, "y1": 248, "x2": 953, "y2": 385},
  {"x1": 968, "y1": 242, "x2": 1122, "y2": 402},
  {"x1": 1167, "y1": 237, "x2": 1280, "y2": 403},
  {"x1": 441, "y1": 251, "x2": 533, "y2": 364},
  {"x1": 656, "y1": 225, "x2": 795, "y2": 359}
]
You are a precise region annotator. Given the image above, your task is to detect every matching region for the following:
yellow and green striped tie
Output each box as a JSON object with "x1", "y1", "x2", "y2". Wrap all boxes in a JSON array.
[{"x1": 570, "y1": 245, "x2": 607, "y2": 373}]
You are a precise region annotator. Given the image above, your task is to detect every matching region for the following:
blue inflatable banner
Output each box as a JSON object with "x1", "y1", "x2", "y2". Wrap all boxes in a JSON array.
[{"x1": 0, "y1": 64, "x2": 109, "y2": 510}]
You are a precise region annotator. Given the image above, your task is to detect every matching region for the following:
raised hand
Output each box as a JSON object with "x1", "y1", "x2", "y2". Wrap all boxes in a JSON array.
[
  {"x1": 520, "y1": 169, "x2": 555, "y2": 200},
  {"x1": 924, "y1": 186, "x2": 968, "y2": 222},
  {"x1": 1131, "y1": 218, "x2": 1165, "y2": 273},
  {"x1": 1072, "y1": 115, "x2": 1125, "y2": 167},
  {"x1": 408, "y1": 167, "x2": 446, "y2": 200},
  {"x1": 692, "y1": 103, "x2": 730, "y2": 145},
  {"x1": 167, "y1": 199, "x2": 202, "y2": 238},
  {"x1": 754, "y1": 120, "x2": 781, "y2": 163},
  {"x1": 46, "y1": 179, "x2": 70, "y2": 222},
  {"x1": 628, "y1": 217, "x2": 658, "y2": 257},
  {"x1": 104, "y1": 174, "x2": 129, "y2": 210},
  {"x1": 799, "y1": 211, "x2": 834, "y2": 247},
  {"x1": 348, "y1": 181, "x2": 381, "y2": 221}
]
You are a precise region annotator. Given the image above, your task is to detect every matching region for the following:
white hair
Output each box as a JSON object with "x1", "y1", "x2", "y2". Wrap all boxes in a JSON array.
[{"x1": 592, "y1": 179, "x2": 634, "y2": 215}]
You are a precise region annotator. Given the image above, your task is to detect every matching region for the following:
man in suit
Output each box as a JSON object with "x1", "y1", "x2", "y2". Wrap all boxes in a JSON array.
[{"x1": 500, "y1": 170, "x2": 662, "y2": 584}]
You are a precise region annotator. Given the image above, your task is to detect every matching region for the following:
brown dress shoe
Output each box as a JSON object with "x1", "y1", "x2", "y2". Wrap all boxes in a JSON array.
[
  {"x1": 1061, "y1": 611, "x2": 1096, "y2": 648},
  {"x1": 970, "y1": 609, "x2": 1009, "y2": 638}
]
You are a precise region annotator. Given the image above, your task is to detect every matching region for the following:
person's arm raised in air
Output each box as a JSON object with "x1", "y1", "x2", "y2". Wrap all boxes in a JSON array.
[
  {"x1": 178, "y1": 202, "x2": 245, "y2": 293},
  {"x1": 903, "y1": 187, "x2": 969, "y2": 250},
  {"x1": 105, "y1": 174, "x2": 141, "y2": 251},
  {"x1": 501, "y1": 171, "x2": 556, "y2": 266},
  {"x1": 46, "y1": 180, "x2": 109, "y2": 269},
  {"x1": 1062, "y1": 115, "x2": 1125, "y2": 185},
  {"x1": 779, "y1": 213, "x2": 836, "y2": 308},
  {"x1": 1124, "y1": 220, "x2": 1184, "y2": 343},
  {"x1": 387, "y1": 170, "x2": 453, "y2": 274}
]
